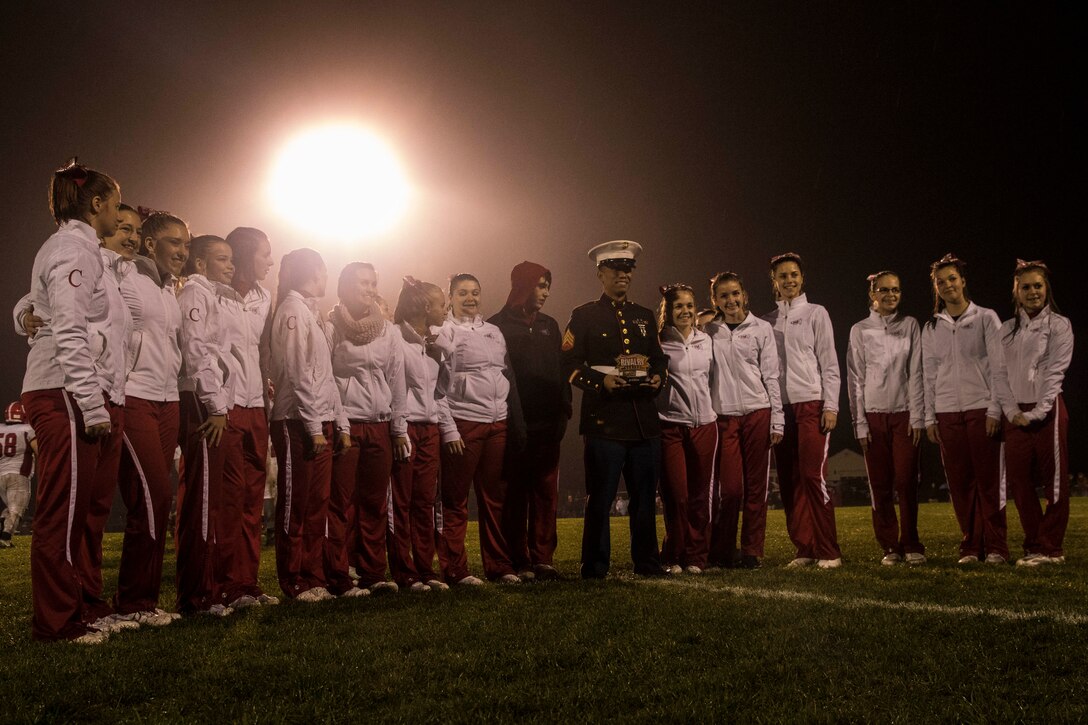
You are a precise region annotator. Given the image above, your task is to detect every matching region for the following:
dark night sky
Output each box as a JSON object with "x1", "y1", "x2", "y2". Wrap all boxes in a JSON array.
[{"x1": 2, "y1": 2, "x2": 1085, "y2": 478}]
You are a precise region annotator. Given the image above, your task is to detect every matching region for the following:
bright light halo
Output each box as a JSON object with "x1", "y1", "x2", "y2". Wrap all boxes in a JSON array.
[{"x1": 267, "y1": 123, "x2": 410, "y2": 242}]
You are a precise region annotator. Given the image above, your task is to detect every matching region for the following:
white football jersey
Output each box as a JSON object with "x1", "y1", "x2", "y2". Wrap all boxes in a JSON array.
[{"x1": 0, "y1": 423, "x2": 34, "y2": 477}]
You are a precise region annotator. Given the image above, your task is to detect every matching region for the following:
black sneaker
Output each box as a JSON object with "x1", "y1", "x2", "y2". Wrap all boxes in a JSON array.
[{"x1": 739, "y1": 555, "x2": 762, "y2": 570}]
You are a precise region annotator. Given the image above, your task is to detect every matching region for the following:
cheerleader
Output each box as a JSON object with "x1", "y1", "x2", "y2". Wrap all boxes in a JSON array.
[
  {"x1": 386, "y1": 278, "x2": 449, "y2": 590},
  {"x1": 269, "y1": 249, "x2": 351, "y2": 601},
  {"x1": 109, "y1": 212, "x2": 190, "y2": 625},
  {"x1": 21, "y1": 161, "x2": 123, "y2": 643},
  {"x1": 762, "y1": 253, "x2": 842, "y2": 568},
  {"x1": 921, "y1": 253, "x2": 1009, "y2": 564},
  {"x1": 998, "y1": 260, "x2": 1073, "y2": 566},
  {"x1": 436, "y1": 274, "x2": 524, "y2": 585},
  {"x1": 176, "y1": 235, "x2": 242, "y2": 615},
  {"x1": 328, "y1": 262, "x2": 409, "y2": 594},
  {"x1": 846, "y1": 271, "x2": 926, "y2": 565},
  {"x1": 705, "y1": 272, "x2": 783, "y2": 570},
  {"x1": 656, "y1": 284, "x2": 717, "y2": 574}
]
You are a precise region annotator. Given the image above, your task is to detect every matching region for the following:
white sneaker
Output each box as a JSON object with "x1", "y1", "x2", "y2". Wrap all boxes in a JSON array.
[
  {"x1": 684, "y1": 565, "x2": 703, "y2": 575},
  {"x1": 408, "y1": 582, "x2": 431, "y2": 593},
  {"x1": 119, "y1": 609, "x2": 174, "y2": 627},
  {"x1": 256, "y1": 594, "x2": 280, "y2": 606},
  {"x1": 426, "y1": 579, "x2": 451, "y2": 591},
  {"x1": 72, "y1": 628, "x2": 110, "y2": 645},
  {"x1": 816, "y1": 558, "x2": 842, "y2": 569},
  {"x1": 369, "y1": 581, "x2": 399, "y2": 595},
  {"x1": 340, "y1": 587, "x2": 370, "y2": 598},
  {"x1": 517, "y1": 570, "x2": 536, "y2": 582},
  {"x1": 958, "y1": 555, "x2": 980, "y2": 565},
  {"x1": 1015, "y1": 553, "x2": 1046, "y2": 567},
  {"x1": 904, "y1": 552, "x2": 927, "y2": 566},
  {"x1": 666, "y1": 564, "x2": 683, "y2": 575},
  {"x1": 228, "y1": 595, "x2": 260, "y2": 610},
  {"x1": 1050, "y1": 555, "x2": 1066, "y2": 565},
  {"x1": 786, "y1": 557, "x2": 816, "y2": 568},
  {"x1": 880, "y1": 553, "x2": 902, "y2": 566},
  {"x1": 202, "y1": 604, "x2": 234, "y2": 617},
  {"x1": 497, "y1": 574, "x2": 522, "y2": 584},
  {"x1": 154, "y1": 608, "x2": 182, "y2": 622},
  {"x1": 456, "y1": 575, "x2": 485, "y2": 586},
  {"x1": 295, "y1": 587, "x2": 334, "y2": 603},
  {"x1": 91, "y1": 614, "x2": 141, "y2": 633},
  {"x1": 984, "y1": 553, "x2": 1007, "y2": 565},
  {"x1": 347, "y1": 566, "x2": 359, "y2": 580}
]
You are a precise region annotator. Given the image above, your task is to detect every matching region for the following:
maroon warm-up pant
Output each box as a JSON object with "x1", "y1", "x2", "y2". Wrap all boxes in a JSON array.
[
  {"x1": 176, "y1": 391, "x2": 237, "y2": 613},
  {"x1": 326, "y1": 439, "x2": 359, "y2": 595},
  {"x1": 711, "y1": 408, "x2": 772, "y2": 564},
  {"x1": 114, "y1": 397, "x2": 180, "y2": 614},
  {"x1": 438, "y1": 419, "x2": 514, "y2": 581},
  {"x1": 272, "y1": 419, "x2": 332, "y2": 597},
  {"x1": 388, "y1": 422, "x2": 441, "y2": 586},
  {"x1": 863, "y1": 411, "x2": 923, "y2": 557},
  {"x1": 659, "y1": 421, "x2": 717, "y2": 569},
  {"x1": 500, "y1": 427, "x2": 562, "y2": 572},
  {"x1": 338, "y1": 421, "x2": 394, "y2": 587},
  {"x1": 774, "y1": 400, "x2": 841, "y2": 560},
  {"x1": 218, "y1": 405, "x2": 269, "y2": 604},
  {"x1": 1004, "y1": 397, "x2": 1069, "y2": 557},
  {"x1": 76, "y1": 400, "x2": 124, "y2": 623},
  {"x1": 23, "y1": 390, "x2": 118, "y2": 641},
  {"x1": 936, "y1": 408, "x2": 1007, "y2": 559}
]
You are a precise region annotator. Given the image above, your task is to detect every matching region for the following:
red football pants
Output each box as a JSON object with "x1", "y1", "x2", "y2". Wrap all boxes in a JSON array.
[
  {"x1": 272, "y1": 419, "x2": 332, "y2": 597},
  {"x1": 388, "y1": 422, "x2": 441, "y2": 585},
  {"x1": 863, "y1": 411, "x2": 924, "y2": 556},
  {"x1": 1004, "y1": 397, "x2": 1069, "y2": 557},
  {"x1": 774, "y1": 401, "x2": 841, "y2": 560},
  {"x1": 218, "y1": 405, "x2": 269, "y2": 603},
  {"x1": 114, "y1": 397, "x2": 179, "y2": 614},
  {"x1": 438, "y1": 420, "x2": 514, "y2": 581},
  {"x1": 76, "y1": 399, "x2": 124, "y2": 623},
  {"x1": 936, "y1": 408, "x2": 1007, "y2": 559},
  {"x1": 711, "y1": 408, "x2": 772, "y2": 563},
  {"x1": 659, "y1": 421, "x2": 717, "y2": 568},
  {"x1": 500, "y1": 428, "x2": 562, "y2": 571}
]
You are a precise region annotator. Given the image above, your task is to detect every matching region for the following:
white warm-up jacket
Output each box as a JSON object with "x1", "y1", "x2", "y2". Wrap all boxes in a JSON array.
[
  {"x1": 330, "y1": 318, "x2": 408, "y2": 434},
  {"x1": 269, "y1": 291, "x2": 347, "y2": 436},
  {"x1": 177, "y1": 274, "x2": 237, "y2": 416},
  {"x1": 94, "y1": 248, "x2": 132, "y2": 406},
  {"x1": 706, "y1": 314, "x2": 784, "y2": 435},
  {"x1": 657, "y1": 326, "x2": 716, "y2": 428},
  {"x1": 846, "y1": 310, "x2": 924, "y2": 439},
  {"x1": 920, "y1": 302, "x2": 1007, "y2": 425},
  {"x1": 222, "y1": 285, "x2": 270, "y2": 409},
  {"x1": 21, "y1": 220, "x2": 113, "y2": 426},
  {"x1": 434, "y1": 312, "x2": 510, "y2": 442},
  {"x1": 998, "y1": 306, "x2": 1074, "y2": 424},
  {"x1": 761, "y1": 294, "x2": 840, "y2": 412},
  {"x1": 396, "y1": 322, "x2": 441, "y2": 425},
  {"x1": 123, "y1": 256, "x2": 182, "y2": 402}
]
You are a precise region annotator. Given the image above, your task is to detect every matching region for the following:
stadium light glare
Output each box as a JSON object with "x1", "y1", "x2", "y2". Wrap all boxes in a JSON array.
[{"x1": 267, "y1": 123, "x2": 411, "y2": 244}]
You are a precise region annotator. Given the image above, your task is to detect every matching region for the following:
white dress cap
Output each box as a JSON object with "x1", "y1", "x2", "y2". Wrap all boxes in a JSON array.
[{"x1": 587, "y1": 240, "x2": 643, "y2": 266}]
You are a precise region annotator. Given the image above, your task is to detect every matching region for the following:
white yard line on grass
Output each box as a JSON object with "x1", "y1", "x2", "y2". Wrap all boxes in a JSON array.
[{"x1": 648, "y1": 578, "x2": 1088, "y2": 625}]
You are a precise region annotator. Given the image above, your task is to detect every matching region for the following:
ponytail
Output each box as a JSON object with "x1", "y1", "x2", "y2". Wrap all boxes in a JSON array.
[{"x1": 48, "y1": 158, "x2": 118, "y2": 225}]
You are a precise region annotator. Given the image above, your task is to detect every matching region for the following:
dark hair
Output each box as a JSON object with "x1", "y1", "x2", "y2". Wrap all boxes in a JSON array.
[
  {"x1": 119, "y1": 203, "x2": 137, "y2": 214},
  {"x1": 141, "y1": 212, "x2": 189, "y2": 245},
  {"x1": 394, "y1": 276, "x2": 441, "y2": 324},
  {"x1": 224, "y1": 227, "x2": 270, "y2": 295},
  {"x1": 183, "y1": 234, "x2": 228, "y2": 276},
  {"x1": 927, "y1": 253, "x2": 970, "y2": 325},
  {"x1": 48, "y1": 159, "x2": 119, "y2": 225},
  {"x1": 769, "y1": 252, "x2": 804, "y2": 275},
  {"x1": 709, "y1": 271, "x2": 748, "y2": 318},
  {"x1": 1006, "y1": 260, "x2": 1059, "y2": 341},
  {"x1": 337, "y1": 262, "x2": 377, "y2": 300},
  {"x1": 657, "y1": 283, "x2": 695, "y2": 329},
  {"x1": 866, "y1": 270, "x2": 899, "y2": 308},
  {"x1": 275, "y1": 248, "x2": 325, "y2": 313},
  {"x1": 448, "y1": 273, "x2": 480, "y2": 295}
]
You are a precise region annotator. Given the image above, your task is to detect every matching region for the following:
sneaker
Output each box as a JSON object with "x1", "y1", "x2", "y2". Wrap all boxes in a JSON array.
[
  {"x1": 957, "y1": 555, "x2": 980, "y2": 565},
  {"x1": 984, "y1": 553, "x2": 1007, "y2": 565},
  {"x1": 533, "y1": 565, "x2": 562, "y2": 581},
  {"x1": 119, "y1": 609, "x2": 175, "y2": 627},
  {"x1": 426, "y1": 579, "x2": 451, "y2": 591},
  {"x1": 154, "y1": 608, "x2": 182, "y2": 622},
  {"x1": 1050, "y1": 556, "x2": 1066, "y2": 565},
  {"x1": 256, "y1": 594, "x2": 280, "y2": 606},
  {"x1": 408, "y1": 582, "x2": 431, "y2": 593},
  {"x1": 340, "y1": 587, "x2": 370, "y2": 598},
  {"x1": 880, "y1": 553, "x2": 903, "y2": 566},
  {"x1": 817, "y1": 558, "x2": 843, "y2": 569},
  {"x1": 368, "y1": 581, "x2": 399, "y2": 595},
  {"x1": 666, "y1": 564, "x2": 683, "y2": 575},
  {"x1": 497, "y1": 574, "x2": 522, "y2": 584},
  {"x1": 684, "y1": 565, "x2": 703, "y2": 575},
  {"x1": 347, "y1": 566, "x2": 359, "y2": 580},
  {"x1": 228, "y1": 595, "x2": 260, "y2": 610},
  {"x1": 786, "y1": 557, "x2": 816, "y2": 568},
  {"x1": 738, "y1": 555, "x2": 762, "y2": 570},
  {"x1": 517, "y1": 570, "x2": 536, "y2": 582},
  {"x1": 456, "y1": 575, "x2": 485, "y2": 586},
  {"x1": 295, "y1": 587, "x2": 334, "y2": 603},
  {"x1": 72, "y1": 628, "x2": 109, "y2": 645},
  {"x1": 904, "y1": 552, "x2": 927, "y2": 566},
  {"x1": 0, "y1": 532, "x2": 13, "y2": 548},
  {"x1": 201, "y1": 604, "x2": 235, "y2": 617},
  {"x1": 90, "y1": 614, "x2": 141, "y2": 633},
  {"x1": 1015, "y1": 553, "x2": 1045, "y2": 567}
]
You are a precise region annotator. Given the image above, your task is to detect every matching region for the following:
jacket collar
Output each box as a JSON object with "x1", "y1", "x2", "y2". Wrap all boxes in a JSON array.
[
  {"x1": 59, "y1": 219, "x2": 101, "y2": 248},
  {"x1": 447, "y1": 310, "x2": 483, "y2": 328},
  {"x1": 935, "y1": 301, "x2": 977, "y2": 325},
  {"x1": 776, "y1": 292, "x2": 809, "y2": 314},
  {"x1": 1018, "y1": 305, "x2": 1050, "y2": 327},
  {"x1": 661, "y1": 325, "x2": 707, "y2": 345}
]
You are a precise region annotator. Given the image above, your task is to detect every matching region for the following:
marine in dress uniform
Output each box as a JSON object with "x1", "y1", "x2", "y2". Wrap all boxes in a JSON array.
[{"x1": 560, "y1": 241, "x2": 669, "y2": 579}]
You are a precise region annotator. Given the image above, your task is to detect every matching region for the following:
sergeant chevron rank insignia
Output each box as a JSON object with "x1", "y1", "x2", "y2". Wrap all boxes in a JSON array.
[{"x1": 561, "y1": 328, "x2": 575, "y2": 351}]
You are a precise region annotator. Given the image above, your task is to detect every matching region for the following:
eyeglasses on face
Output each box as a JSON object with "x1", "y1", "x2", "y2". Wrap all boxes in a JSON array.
[{"x1": 875, "y1": 287, "x2": 901, "y2": 295}]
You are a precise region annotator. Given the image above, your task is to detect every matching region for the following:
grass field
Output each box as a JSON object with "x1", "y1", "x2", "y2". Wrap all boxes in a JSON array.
[{"x1": 2, "y1": 501, "x2": 1087, "y2": 723}]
